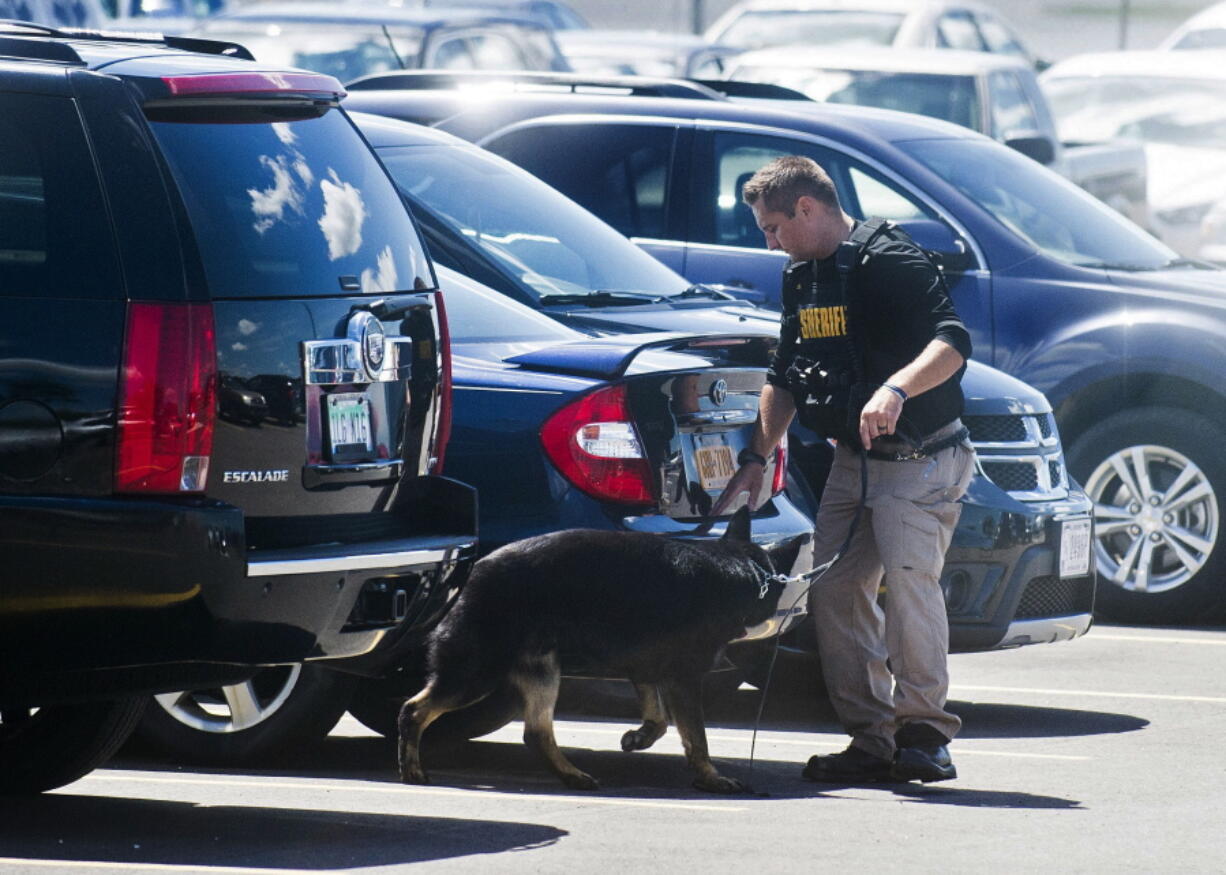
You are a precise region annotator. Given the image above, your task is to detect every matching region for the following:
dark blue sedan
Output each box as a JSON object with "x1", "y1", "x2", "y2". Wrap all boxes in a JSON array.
[{"x1": 344, "y1": 264, "x2": 816, "y2": 737}]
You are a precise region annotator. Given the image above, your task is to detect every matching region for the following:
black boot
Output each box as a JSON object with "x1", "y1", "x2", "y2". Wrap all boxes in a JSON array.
[
  {"x1": 892, "y1": 723, "x2": 956, "y2": 783},
  {"x1": 802, "y1": 745, "x2": 893, "y2": 783}
]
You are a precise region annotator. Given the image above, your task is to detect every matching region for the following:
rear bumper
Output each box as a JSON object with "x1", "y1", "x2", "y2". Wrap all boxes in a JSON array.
[{"x1": 0, "y1": 477, "x2": 477, "y2": 706}]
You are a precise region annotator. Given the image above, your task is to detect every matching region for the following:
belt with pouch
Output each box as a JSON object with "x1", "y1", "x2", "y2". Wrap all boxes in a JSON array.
[{"x1": 867, "y1": 425, "x2": 970, "y2": 462}]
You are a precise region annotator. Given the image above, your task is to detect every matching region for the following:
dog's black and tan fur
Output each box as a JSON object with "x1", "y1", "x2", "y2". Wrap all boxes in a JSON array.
[{"x1": 397, "y1": 507, "x2": 785, "y2": 793}]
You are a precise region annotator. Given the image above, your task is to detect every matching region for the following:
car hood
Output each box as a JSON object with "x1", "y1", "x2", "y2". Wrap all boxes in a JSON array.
[
  {"x1": 1146, "y1": 143, "x2": 1226, "y2": 210},
  {"x1": 961, "y1": 360, "x2": 1050, "y2": 416}
]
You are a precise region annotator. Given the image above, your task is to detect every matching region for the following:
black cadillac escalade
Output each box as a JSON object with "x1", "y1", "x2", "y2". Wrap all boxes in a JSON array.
[{"x1": 0, "y1": 22, "x2": 476, "y2": 792}]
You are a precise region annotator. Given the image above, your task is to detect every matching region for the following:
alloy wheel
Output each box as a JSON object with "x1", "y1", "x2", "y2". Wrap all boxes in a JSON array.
[
  {"x1": 152, "y1": 665, "x2": 301, "y2": 733},
  {"x1": 1084, "y1": 444, "x2": 1219, "y2": 594}
]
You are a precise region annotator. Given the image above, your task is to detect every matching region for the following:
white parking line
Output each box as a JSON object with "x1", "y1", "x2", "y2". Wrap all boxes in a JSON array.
[
  {"x1": 1090, "y1": 633, "x2": 1226, "y2": 646},
  {"x1": 0, "y1": 859, "x2": 306, "y2": 875},
  {"x1": 79, "y1": 774, "x2": 747, "y2": 813},
  {"x1": 952, "y1": 684, "x2": 1226, "y2": 704}
]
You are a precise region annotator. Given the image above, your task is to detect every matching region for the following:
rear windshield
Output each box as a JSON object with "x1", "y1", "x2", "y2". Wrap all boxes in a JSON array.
[
  {"x1": 147, "y1": 106, "x2": 433, "y2": 298},
  {"x1": 718, "y1": 11, "x2": 904, "y2": 49},
  {"x1": 196, "y1": 22, "x2": 426, "y2": 83},
  {"x1": 377, "y1": 143, "x2": 690, "y2": 300},
  {"x1": 732, "y1": 66, "x2": 981, "y2": 131}
]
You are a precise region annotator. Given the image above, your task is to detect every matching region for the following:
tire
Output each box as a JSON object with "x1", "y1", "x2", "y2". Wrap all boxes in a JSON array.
[
  {"x1": 348, "y1": 675, "x2": 521, "y2": 745},
  {"x1": 1066, "y1": 406, "x2": 1226, "y2": 623},
  {"x1": 136, "y1": 664, "x2": 353, "y2": 765},
  {"x1": 0, "y1": 698, "x2": 145, "y2": 795}
]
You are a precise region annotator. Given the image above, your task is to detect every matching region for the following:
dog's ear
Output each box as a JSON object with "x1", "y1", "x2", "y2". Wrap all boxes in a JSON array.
[{"x1": 722, "y1": 506, "x2": 752, "y2": 544}]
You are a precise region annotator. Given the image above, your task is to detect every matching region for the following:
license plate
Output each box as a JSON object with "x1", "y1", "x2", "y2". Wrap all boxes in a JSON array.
[
  {"x1": 1060, "y1": 518, "x2": 1092, "y2": 578},
  {"x1": 326, "y1": 392, "x2": 373, "y2": 461},
  {"x1": 696, "y1": 444, "x2": 736, "y2": 491}
]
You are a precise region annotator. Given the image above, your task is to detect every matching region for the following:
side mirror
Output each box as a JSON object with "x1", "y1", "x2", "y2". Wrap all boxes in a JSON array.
[
  {"x1": 896, "y1": 219, "x2": 976, "y2": 273},
  {"x1": 1005, "y1": 134, "x2": 1057, "y2": 166}
]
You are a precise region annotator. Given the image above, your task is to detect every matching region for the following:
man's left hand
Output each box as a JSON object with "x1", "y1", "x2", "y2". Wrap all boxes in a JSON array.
[{"x1": 859, "y1": 386, "x2": 904, "y2": 448}]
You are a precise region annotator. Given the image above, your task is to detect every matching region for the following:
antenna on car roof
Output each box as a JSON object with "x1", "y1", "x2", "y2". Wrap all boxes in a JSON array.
[{"x1": 381, "y1": 24, "x2": 407, "y2": 69}]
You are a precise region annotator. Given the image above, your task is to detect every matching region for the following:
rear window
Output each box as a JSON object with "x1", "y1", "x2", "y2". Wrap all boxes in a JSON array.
[
  {"x1": 0, "y1": 93, "x2": 120, "y2": 300},
  {"x1": 147, "y1": 106, "x2": 433, "y2": 298}
]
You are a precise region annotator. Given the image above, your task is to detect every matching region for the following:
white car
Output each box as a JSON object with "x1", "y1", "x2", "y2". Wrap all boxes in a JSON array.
[
  {"x1": 0, "y1": 0, "x2": 106, "y2": 28},
  {"x1": 723, "y1": 47, "x2": 1149, "y2": 226},
  {"x1": 1158, "y1": 1, "x2": 1226, "y2": 51},
  {"x1": 1042, "y1": 50, "x2": 1226, "y2": 262},
  {"x1": 705, "y1": 0, "x2": 1043, "y2": 68}
]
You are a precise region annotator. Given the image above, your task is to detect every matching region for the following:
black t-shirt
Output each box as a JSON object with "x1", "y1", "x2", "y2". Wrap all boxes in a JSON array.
[{"x1": 766, "y1": 222, "x2": 972, "y2": 439}]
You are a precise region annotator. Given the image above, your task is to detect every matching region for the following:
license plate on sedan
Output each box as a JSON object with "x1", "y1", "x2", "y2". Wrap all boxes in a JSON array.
[
  {"x1": 696, "y1": 444, "x2": 736, "y2": 491},
  {"x1": 326, "y1": 392, "x2": 373, "y2": 461},
  {"x1": 1060, "y1": 518, "x2": 1092, "y2": 579}
]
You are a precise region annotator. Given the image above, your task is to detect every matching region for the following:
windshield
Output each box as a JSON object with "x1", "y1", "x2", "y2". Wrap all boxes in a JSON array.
[
  {"x1": 717, "y1": 10, "x2": 904, "y2": 49},
  {"x1": 732, "y1": 65, "x2": 981, "y2": 130},
  {"x1": 442, "y1": 271, "x2": 579, "y2": 343},
  {"x1": 901, "y1": 138, "x2": 1178, "y2": 269},
  {"x1": 149, "y1": 106, "x2": 432, "y2": 297},
  {"x1": 1044, "y1": 75, "x2": 1226, "y2": 149},
  {"x1": 196, "y1": 21, "x2": 425, "y2": 82},
  {"x1": 376, "y1": 144, "x2": 691, "y2": 301}
]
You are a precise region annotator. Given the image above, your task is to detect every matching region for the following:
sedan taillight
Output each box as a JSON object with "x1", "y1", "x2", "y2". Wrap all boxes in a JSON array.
[
  {"x1": 115, "y1": 302, "x2": 217, "y2": 494},
  {"x1": 772, "y1": 435, "x2": 788, "y2": 497},
  {"x1": 540, "y1": 384, "x2": 655, "y2": 505}
]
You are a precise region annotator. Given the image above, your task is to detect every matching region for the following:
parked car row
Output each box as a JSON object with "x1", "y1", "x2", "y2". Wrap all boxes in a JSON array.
[{"x1": 27, "y1": 4, "x2": 1226, "y2": 791}]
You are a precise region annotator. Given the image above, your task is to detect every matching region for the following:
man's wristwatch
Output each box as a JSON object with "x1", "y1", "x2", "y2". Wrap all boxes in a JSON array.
[{"x1": 737, "y1": 448, "x2": 768, "y2": 467}]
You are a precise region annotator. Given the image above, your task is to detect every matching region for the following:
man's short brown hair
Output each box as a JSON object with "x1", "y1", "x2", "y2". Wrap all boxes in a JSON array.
[{"x1": 741, "y1": 155, "x2": 840, "y2": 216}]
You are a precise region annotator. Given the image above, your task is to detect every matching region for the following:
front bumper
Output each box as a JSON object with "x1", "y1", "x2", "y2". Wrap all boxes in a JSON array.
[
  {"x1": 0, "y1": 477, "x2": 477, "y2": 706},
  {"x1": 945, "y1": 477, "x2": 1096, "y2": 652}
]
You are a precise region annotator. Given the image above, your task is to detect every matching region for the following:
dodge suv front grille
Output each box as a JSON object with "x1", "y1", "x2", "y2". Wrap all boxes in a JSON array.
[
  {"x1": 965, "y1": 413, "x2": 1068, "y2": 501},
  {"x1": 1014, "y1": 574, "x2": 1096, "y2": 619}
]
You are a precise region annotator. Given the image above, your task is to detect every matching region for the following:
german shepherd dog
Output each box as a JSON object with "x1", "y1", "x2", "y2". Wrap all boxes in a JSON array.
[{"x1": 397, "y1": 507, "x2": 786, "y2": 794}]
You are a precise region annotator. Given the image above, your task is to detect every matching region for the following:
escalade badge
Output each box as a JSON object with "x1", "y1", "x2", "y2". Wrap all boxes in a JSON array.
[
  {"x1": 709, "y1": 379, "x2": 728, "y2": 406},
  {"x1": 223, "y1": 469, "x2": 290, "y2": 484}
]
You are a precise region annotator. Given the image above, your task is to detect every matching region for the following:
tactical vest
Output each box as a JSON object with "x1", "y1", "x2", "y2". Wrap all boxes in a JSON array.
[{"x1": 784, "y1": 218, "x2": 926, "y2": 447}]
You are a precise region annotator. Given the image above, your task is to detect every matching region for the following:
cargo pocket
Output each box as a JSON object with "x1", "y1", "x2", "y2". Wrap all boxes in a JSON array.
[{"x1": 872, "y1": 496, "x2": 948, "y2": 580}]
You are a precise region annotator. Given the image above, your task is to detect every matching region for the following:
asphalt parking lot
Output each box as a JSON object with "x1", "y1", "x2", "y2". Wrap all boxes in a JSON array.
[{"x1": 3, "y1": 622, "x2": 1224, "y2": 874}]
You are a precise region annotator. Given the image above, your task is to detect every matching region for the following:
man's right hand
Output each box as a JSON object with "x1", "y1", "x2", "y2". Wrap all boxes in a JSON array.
[{"x1": 711, "y1": 462, "x2": 766, "y2": 516}]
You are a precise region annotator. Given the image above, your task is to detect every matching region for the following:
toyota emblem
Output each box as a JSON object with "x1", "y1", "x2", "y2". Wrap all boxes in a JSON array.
[{"x1": 709, "y1": 379, "x2": 728, "y2": 406}]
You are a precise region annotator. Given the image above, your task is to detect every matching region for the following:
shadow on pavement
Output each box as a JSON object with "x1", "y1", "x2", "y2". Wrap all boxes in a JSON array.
[
  {"x1": 948, "y1": 700, "x2": 1148, "y2": 738},
  {"x1": 0, "y1": 794, "x2": 564, "y2": 868},
  {"x1": 558, "y1": 681, "x2": 1149, "y2": 740}
]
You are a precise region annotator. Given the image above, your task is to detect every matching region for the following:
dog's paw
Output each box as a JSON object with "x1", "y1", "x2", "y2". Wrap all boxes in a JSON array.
[
  {"x1": 693, "y1": 775, "x2": 750, "y2": 795},
  {"x1": 399, "y1": 765, "x2": 431, "y2": 785},
  {"x1": 561, "y1": 771, "x2": 601, "y2": 791},
  {"x1": 620, "y1": 728, "x2": 655, "y2": 752}
]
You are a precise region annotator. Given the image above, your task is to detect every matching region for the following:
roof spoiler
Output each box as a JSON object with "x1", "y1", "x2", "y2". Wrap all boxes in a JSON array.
[
  {"x1": 690, "y1": 78, "x2": 814, "y2": 101},
  {"x1": 505, "y1": 331, "x2": 776, "y2": 381},
  {"x1": 346, "y1": 69, "x2": 723, "y2": 100}
]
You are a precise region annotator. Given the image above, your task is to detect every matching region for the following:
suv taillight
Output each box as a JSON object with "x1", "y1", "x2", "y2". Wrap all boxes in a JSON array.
[
  {"x1": 115, "y1": 302, "x2": 217, "y2": 494},
  {"x1": 540, "y1": 384, "x2": 655, "y2": 505},
  {"x1": 772, "y1": 435, "x2": 788, "y2": 496},
  {"x1": 430, "y1": 291, "x2": 453, "y2": 475}
]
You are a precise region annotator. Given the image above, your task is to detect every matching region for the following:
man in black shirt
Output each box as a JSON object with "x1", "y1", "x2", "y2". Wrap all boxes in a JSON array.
[{"x1": 713, "y1": 156, "x2": 975, "y2": 784}]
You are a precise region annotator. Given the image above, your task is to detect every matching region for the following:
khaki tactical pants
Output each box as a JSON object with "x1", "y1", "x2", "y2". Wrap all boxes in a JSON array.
[{"x1": 808, "y1": 420, "x2": 975, "y2": 761}]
